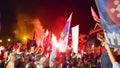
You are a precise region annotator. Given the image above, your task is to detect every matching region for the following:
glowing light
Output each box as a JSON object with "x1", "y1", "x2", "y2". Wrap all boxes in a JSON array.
[
  {"x1": 0, "y1": 40, "x2": 2, "y2": 43},
  {"x1": 14, "y1": 15, "x2": 44, "y2": 45},
  {"x1": 23, "y1": 36, "x2": 27, "y2": 40},
  {"x1": 7, "y1": 38, "x2": 11, "y2": 42}
]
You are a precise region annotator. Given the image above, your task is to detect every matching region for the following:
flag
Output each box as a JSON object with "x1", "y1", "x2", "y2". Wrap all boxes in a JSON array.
[
  {"x1": 79, "y1": 34, "x2": 86, "y2": 56},
  {"x1": 95, "y1": 0, "x2": 120, "y2": 48},
  {"x1": 60, "y1": 13, "x2": 73, "y2": 46},
  {"x1": 43, "y1": 30, "x2": 52, "y2": 52},
  {"x1": 91, "y1": 7, "x2": 100, "y2": 23},
  {"x1": 72, "y1": 25, "x2": 79, "y2": 53}
]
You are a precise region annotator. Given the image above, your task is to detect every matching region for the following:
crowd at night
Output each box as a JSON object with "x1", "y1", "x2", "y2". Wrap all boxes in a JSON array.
[
  {"x1": 0, "y1": 28, "x2": 119, "y2": 68},
  {"x1": 0, "y1": 0, "x2": 120, "y2": 68}
]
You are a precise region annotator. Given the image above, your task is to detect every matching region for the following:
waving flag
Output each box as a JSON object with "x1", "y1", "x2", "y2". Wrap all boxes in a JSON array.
[
  {"x1": 59, "y1": 13, "x2": 73, "y2": 52},
  {"x1": 43, "y1": 30, "x2": 52, "y2": 52},
  {"x1": 95, "y1": 0, "x2": 120, "y2": 48},
  {"x1": 91, "y1": 7, "x2": 100, "y2": 23},
  {"x1": 60, "y1": 13, "x2": 73, "y2": 45}
]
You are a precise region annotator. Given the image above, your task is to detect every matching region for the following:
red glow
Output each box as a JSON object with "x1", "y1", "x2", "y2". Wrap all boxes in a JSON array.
[{"x1": 54, "y1": 16, "x2": 67, "y2": 38}]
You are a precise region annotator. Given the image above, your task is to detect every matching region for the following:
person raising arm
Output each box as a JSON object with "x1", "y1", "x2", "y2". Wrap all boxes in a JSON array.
[{"x1": 104, "y1": 43, "x2": 120, "y2": 68}]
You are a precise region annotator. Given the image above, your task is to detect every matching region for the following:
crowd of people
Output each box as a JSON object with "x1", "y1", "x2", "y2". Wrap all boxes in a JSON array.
[
  {"x1": 0, "y1": 42, "x2": 96, "y2": 68},
  {"x1": 0, "y1": 33, "x2": 119, "y2": 68}
]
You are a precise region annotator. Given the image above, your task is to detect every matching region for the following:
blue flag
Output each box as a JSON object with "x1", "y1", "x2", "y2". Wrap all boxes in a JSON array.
[{"x1": 95, "y1": 0, "x2": 120, "y2": 48}]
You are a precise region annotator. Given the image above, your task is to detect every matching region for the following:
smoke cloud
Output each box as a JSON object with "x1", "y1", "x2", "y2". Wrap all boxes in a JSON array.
[{"x1": 14, "y1": 13, "x2": 44, "y2": 44}]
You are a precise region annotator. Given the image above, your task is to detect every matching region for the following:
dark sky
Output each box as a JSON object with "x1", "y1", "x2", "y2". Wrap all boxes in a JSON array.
[{"x1": 0, "y1": 0, "x2": 98, "y2": 40}]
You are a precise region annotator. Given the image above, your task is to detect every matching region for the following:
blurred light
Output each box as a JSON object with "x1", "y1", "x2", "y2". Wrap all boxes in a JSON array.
[
  {"x1": 0, "y1": 40, "x2": 2, "y2": 43},
  {"x1": 7, "y1": 38, "x2": 11, "y2": 42},
  {"x1": 23, "y1": 36, "x2": 27, "y2": 40}
]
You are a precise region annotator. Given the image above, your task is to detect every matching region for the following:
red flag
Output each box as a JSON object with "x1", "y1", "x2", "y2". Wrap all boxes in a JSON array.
[
  {"x1": 79, "y1": 34, "x2": 86, "y2": 56},
  {"x1": 91, "y1": 7, "x2": 100, "y2": 23},
  {"x1": 43, "y1": 30, "x2": 52, "y2": 52}
]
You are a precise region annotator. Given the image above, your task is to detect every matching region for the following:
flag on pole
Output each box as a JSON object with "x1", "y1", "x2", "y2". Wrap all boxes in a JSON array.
[
  {"x1": 58, "y1": 13, "x2": 73, "y2": 52},
  {"x1": 91, "y1": 7, "x2": 100, "y2": 23},
  {"x1": 95, "y1": 0, "x2": 120, "y2": 48},
  {"x1": 72, "y1": 25, "x2": 79, "y2": 53},
  {"x1": 60, "y1": 13, "x2": 73, "y2": 46}
]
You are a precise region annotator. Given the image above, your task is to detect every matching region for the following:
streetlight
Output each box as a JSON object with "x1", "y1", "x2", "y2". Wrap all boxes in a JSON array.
[
  {"x1": 7, "y1": 38, "x2": 11, "y2": 42},
  {"x1": 23, "y1": 37, "x2": 27, "y2": 40},
  {"x1": 22, "y1": 36, "x2": 28, "y2": 44},
  {"x1": 0, "y1": 40, "x2": 2, "y2": 43}
]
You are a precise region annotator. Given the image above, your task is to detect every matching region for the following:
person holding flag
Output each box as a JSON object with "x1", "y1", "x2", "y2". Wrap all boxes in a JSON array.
[
  {"x1": 95, "y1": 0, "x2": 120, "y2": 68},
  {"x1": 104, "y1": 43, "x2": 120, "y2": 68}
]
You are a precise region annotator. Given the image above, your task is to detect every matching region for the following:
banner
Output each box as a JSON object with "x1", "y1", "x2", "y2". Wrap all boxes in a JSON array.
[
  {"x1": 95, "y1": 0, "x2": 120, "y2": 48},
  {"x1": 72, "y1": 25, "x2": 79, "y2": 53}
]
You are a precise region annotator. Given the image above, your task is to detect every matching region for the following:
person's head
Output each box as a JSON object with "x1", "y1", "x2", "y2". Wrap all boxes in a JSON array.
[
  {"x1": 25, "y1": 62, "x2": 36, "y2": 68},
  {"x1": 34, "y1": 55, "x2": 40, "y2": 61},
  {"x1": 66, "y1": 55, "x2": 71, "y2": 61}
]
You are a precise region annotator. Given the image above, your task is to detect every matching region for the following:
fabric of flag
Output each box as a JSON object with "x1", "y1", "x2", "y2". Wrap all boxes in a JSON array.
[
  {"x1": 95, "y1": 0, "x2": 120, "y2": 48},
  {"x1": 43, "y1": 30, "x2": 52, "y2": 52},
  {"x1": 60, "y1": 13, "x2": 73, "y2": 47},
  {"x1": 91, "y1": 7, "x2": 100, "y2": 23},
  {"x1": 72, "y1": 25, "x2": 79, "y2": 53}
]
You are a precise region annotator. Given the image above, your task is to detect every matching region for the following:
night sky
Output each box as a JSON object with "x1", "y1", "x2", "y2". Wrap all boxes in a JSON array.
[{"x1": 0, "y1": 0, "x2": 98, "y2": 42}]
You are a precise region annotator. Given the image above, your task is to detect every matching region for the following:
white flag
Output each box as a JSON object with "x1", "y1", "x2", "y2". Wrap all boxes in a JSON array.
[{"x1": 72, "y1": 25, "x2": 79, "y2": 53}]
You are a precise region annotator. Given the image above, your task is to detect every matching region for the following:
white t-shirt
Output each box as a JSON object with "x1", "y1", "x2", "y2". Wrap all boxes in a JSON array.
[{"x1": 113, "y1": 62, "x2": 120, "y2": 68}]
